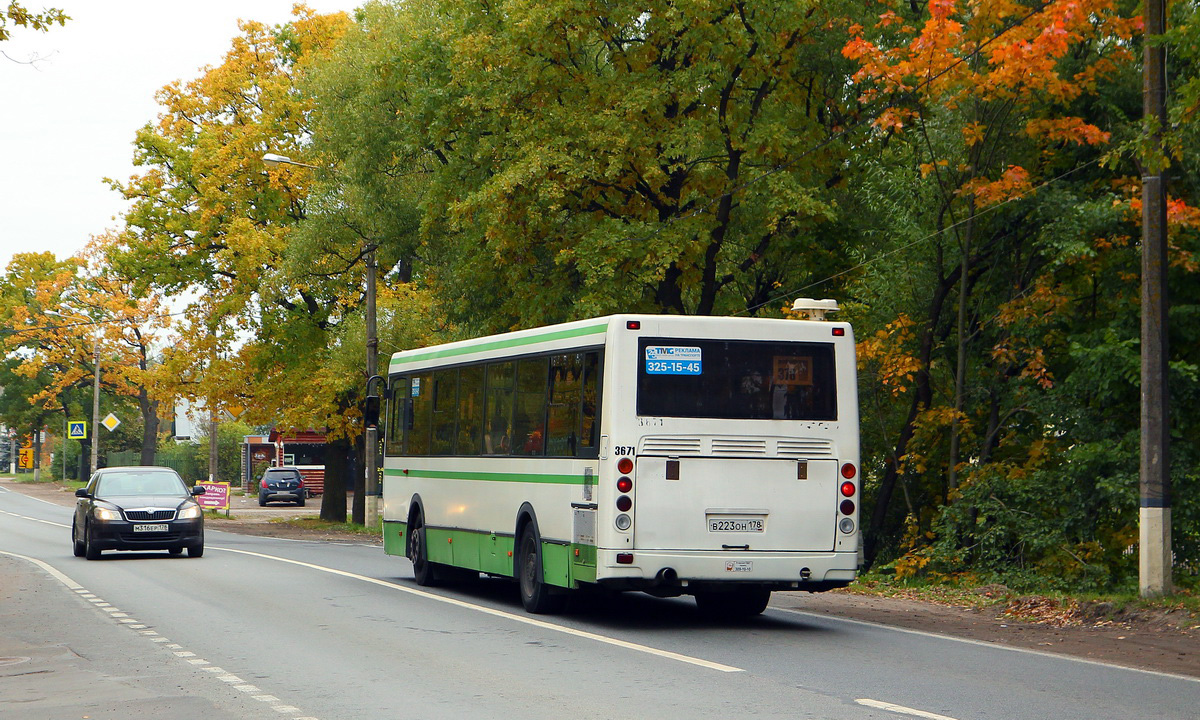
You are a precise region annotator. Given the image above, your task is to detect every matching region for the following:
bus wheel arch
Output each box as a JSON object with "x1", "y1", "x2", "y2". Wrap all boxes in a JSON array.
[
  {"x1": 406, "y1": 497, "x2": 440, "y2": 586},
  {"x1": 514, "y1": 504, "x2": 566, "y2": 614}
]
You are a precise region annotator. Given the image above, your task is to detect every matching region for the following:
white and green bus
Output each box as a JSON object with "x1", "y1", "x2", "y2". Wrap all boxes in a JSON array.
[{"x1": 381, "y1": 303, "x2": 861, "y2": 616}]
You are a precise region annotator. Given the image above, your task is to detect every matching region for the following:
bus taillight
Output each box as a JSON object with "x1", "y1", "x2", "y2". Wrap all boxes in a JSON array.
[
  {"x1": 617, "y1": 457, "x2": 634, "y2": 474},
  {"x1": 840, "y1": 481, "x2": 855, "y2": 497},
  {"x1": 840, "y1": 499, "x2": 855, "y2": 515},
  {"x1": 840, "y1": 463, "x2": 856, "y2": 479},
  {"x1": 617, "y1": 495, "x2": 632, "y2": 512},
  {"x1": 617, "y1": 477, "x2": 633, "y2": 493}
]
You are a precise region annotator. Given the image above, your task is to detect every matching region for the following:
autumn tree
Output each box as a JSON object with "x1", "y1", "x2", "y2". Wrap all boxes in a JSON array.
[
  {"x1": 105, "y1": 7, "x2": 382, "y2": 521},
  {"x1": 304, "y1": 0, "x2": 869, "y2": 337},
  {"x1": 0, "y1": 244, "x2": 172, "y2": 475},
  {"x1": 841, "y1": 0, "x2": 1200, "y2": 587}
]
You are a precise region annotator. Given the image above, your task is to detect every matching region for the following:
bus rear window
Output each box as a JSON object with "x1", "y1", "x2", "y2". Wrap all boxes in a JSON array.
[{"x1": 636, "y1": 338, "x2": 837, "y2": 420}]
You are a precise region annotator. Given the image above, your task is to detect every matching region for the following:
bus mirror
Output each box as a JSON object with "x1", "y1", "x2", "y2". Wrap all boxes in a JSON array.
[{"x1": 364, "y1": 395, "x2": 380, "y2": 428}]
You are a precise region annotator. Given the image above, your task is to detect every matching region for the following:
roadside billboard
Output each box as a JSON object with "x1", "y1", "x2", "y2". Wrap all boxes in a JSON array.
[{"x1": 196, "y1": 481, "x2": 230, "y2": 511}]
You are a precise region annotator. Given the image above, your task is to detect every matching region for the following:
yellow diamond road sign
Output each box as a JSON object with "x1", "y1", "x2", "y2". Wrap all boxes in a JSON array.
[{"x1": 102, "y1": 413, "x2": 121, "y2": 432}]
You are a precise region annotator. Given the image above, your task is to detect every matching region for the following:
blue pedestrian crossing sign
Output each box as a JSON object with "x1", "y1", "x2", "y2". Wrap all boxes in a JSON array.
[{"x1": 68, "y1": 421, "x2": 87, "y2": 440}]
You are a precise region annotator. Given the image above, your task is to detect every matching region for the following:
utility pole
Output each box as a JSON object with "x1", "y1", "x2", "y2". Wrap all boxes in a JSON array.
[
  {"x1": 365, "y1": 241, "x2": 381, "y2": 530},
  {"x1": 1140, "y1": 0, "x2": 1172, "y2": 597},
  {"x1": 91, "y1": 335, "x2": 101, "y2": 475}
]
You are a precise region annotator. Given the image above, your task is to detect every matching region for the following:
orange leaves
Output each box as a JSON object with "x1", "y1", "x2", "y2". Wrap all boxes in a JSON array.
[
  {"x1": 958, "y1": 165, "x2": 1032, "y2": 207},
  {"x1": 844, "y1": 0, "x2": 1133, "y2": 122},
  {"x1": 1025, "y1": 117, "x2": 1111, "y2": 146}
]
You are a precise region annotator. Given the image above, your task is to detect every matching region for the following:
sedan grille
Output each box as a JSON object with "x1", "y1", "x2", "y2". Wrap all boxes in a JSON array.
[{"x1": 125, "y1": 509, "x2": 176, "y2": 521}]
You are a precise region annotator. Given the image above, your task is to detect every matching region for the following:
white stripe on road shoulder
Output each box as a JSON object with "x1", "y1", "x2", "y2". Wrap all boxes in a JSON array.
[
  {"x1": 0, "y1": 550, "x2": 82, "y2": 589},
  {"x1": 775, "y1": 607, "x2": 1200, "y2": 684},
  {"x1": 856, "y1": 698, "x2": 959, "y2": 720},
  {"x1": 212, "y1": 546, "x2": 743, "y2": 673}
]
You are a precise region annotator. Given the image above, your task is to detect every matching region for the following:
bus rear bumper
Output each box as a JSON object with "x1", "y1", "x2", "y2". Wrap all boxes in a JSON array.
[{"x1": 593, "y1": 549, "x2": 857, "y2": 593}]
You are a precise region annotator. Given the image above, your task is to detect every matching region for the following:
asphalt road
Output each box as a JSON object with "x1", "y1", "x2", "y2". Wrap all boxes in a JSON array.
[{"x1": 2, "y1": 484, "x2": 1196, "y2": 720}]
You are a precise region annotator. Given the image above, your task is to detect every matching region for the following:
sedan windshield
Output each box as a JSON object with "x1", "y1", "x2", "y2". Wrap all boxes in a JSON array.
[{"x1": 97, "y1": 472, "x2": 185, "y2": 497}]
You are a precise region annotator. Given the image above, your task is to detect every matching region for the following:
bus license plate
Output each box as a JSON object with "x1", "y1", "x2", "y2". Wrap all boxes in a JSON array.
[
  {"x1": 133, "y1": 524, "x2": 168, "y2": 533},
  {"x1": 708, "y1": 518, "x2": 764, "y2": 533}
]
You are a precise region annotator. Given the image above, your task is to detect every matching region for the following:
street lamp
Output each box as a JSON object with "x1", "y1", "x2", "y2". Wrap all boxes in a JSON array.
[{"x1": 261, "y1": 153, "x2": 382, "y2": 529}]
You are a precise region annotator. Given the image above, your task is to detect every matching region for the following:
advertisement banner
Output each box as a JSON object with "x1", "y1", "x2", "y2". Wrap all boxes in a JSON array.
[{"x1": 196, "y1": 481, "x2": 230, "y2": 511}]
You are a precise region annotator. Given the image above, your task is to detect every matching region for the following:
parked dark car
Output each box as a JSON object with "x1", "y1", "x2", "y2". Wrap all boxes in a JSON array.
[
  {"x1": 72, "y1": 466, "x2": 205, "y2": 560},
  {"x1": 259, "y1": 466, "x2": 306, "y2": 506}
]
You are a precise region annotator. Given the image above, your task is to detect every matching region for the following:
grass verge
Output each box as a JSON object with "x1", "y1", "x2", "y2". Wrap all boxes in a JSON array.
[{"x1": 267, "y1": 516, "x2": 382, "y2": 537}]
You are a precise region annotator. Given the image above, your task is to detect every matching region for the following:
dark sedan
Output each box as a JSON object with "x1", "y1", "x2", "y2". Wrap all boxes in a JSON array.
[
  {"x1": 258, "y1": 466, "x2": 306, "y2": 506},
  {"x1": 72, "y1": 466, "x2": 206, "y2": 560}
]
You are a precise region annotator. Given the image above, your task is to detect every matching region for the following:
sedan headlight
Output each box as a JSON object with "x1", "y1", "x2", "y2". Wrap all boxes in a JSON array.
[
  {"x1": 94, "y1": 506, "x2": 123, "y2": 521},
  {"x1": 177, "y1": 503, "x2": 203, "y2": 520}
]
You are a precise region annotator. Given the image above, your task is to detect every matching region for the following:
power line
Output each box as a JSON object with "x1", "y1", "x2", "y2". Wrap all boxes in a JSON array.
[{"x1": 739, "y1": 157, "x2": 1103, "y2": 315}]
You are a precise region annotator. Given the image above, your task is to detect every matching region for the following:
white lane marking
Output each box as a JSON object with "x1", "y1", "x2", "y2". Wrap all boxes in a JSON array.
[
  {"x1": 0, "y1": 508, "x2": 69, "y2": 528},
  {"x1": 0, "y1": 550, "x2": 318, "y2": 719},
  {"x1": 0, "y1": 485, "x2": 68, "y2": 508},
  {"x1": 0, "y1": 550, "x2": 82, "y2": 590},
  {"x1": 856, "y1": 698, "x2": 960, "y2": 720},
  {"x1": 775, "y1": 607, "x2": 1200, "y2": 684},
  {"x1": 213, "y1": 546, "x2": 743, "y2": 673}
]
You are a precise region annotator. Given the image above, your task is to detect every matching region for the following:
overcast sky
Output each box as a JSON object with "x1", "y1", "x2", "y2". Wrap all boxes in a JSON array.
[{"x1": 0, "y1": 1, "x2": 357, "y2": 271}]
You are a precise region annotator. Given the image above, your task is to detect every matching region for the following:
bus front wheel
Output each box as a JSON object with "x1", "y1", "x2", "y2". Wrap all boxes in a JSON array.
[
  {"x1": 517, "y1": 524, "x2": 566, "y2": 614},
  {"x1": 694, "y1": 589, "x2": 771, "y2": 618},
  {"x1": 409, "y1": 512, "x2": 440, "y2": 587}
]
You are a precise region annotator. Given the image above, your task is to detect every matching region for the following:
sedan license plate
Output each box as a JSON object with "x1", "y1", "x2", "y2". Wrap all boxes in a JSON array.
[
  {"x1": 708, "y1": 517, "x2": 764, "y2": 533},
  {"x1": 133, "y1": 524, "x2": 169, "y2": 533}
]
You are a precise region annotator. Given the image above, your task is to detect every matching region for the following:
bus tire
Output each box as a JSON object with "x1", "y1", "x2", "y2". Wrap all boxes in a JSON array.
[
  {"x1": 694, "y1": 588, "x2": 771, "y2": 618},
  {"x1": 517, "y1": 524, "x2": 566, "y2": 614},
  {"x1": 409, "y1": 511, "x2": 441, "y2": 587}
]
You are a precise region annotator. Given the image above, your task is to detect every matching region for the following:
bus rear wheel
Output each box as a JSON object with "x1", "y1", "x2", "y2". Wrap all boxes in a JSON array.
[
  {"x1": 517, "y1": 524, "x2": 566, "y2": 614},
  {"x1": 694, "y1": 588, "x2": 771, "y2": 618},
  {"x1": 409, "y1": 512, "x2": 440, "y2": 586}
]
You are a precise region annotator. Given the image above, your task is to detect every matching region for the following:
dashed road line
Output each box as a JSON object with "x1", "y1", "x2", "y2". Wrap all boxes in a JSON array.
[
  {"x1": 0, "y1": 549, "x2": 318, "y2": 720},
  {"x1": 856, "y1": 698, "x2": 960, "y2": 720}
]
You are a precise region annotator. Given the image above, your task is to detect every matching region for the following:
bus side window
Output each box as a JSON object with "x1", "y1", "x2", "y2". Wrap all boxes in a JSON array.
[
  {"x1": 457, "y1": 365, "x2": 485, "y2": 455},
  {"x1": 431, "y1": 369, "x2": 459, "y2": 455},
  {"x1": 409, "y1": 373, "x2": 433, "y2": 455},
  {"x1": 484, "y1": 362, "x2": 514, "y2": 455},
  {"x1": 579, "y1": 351, "x2": 600, "y2": 456},
  {"x1": 385, "y1": 376, "x2": 407, "y2": 457},
  {"x1": 547, "y1": 353, "x2": 582, "y2": 457},
  {"x1": 514, "y1": 357, "x2": 549, "y2": 456}
]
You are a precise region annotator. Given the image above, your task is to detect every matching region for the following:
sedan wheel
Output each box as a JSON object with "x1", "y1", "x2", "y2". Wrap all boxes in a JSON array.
[
  {"x1": 84, "y1": 523, "x2": 102, "y2": 560},
  {"x1": 72, "y1": 520, "x2": 86, "y2": 557}
]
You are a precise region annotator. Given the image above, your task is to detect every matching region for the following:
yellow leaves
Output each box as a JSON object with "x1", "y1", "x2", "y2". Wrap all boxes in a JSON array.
[
  {"x1": 961, "y1": 122, "x2": 986, "y2": 147},
  {"x1": 919, "y1": 159, "x2": 949, "y2": 178},
  {"x1": 859, "y1": 314, "x2": 921, "y2": 396}
]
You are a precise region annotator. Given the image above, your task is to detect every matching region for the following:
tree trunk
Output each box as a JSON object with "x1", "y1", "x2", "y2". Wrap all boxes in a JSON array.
[
  {"x1": 321, "y1": 434, "x2": 349, "y2": 523},
  {"x1": 139, "y1": 388, "x2": 159, "y2": 466}
]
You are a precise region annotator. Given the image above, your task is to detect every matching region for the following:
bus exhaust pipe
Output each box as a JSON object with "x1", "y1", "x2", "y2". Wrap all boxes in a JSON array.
[{"x1": 799, "y1": 567, "x2": 811, "y2": 581}]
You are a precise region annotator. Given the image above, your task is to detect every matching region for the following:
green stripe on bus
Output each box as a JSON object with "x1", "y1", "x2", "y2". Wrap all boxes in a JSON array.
[
  {"x1": 389, "y1": 322, "x2": 608, "y2": 370},
  {"x1": 384, "y1": 467, "x2": 588, "y2": 485}
]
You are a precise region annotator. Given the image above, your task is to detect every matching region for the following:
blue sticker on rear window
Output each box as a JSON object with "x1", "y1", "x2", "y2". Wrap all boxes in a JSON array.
[{"x1": 645, "y1": 346, "x2": 702, "y2": 375}]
